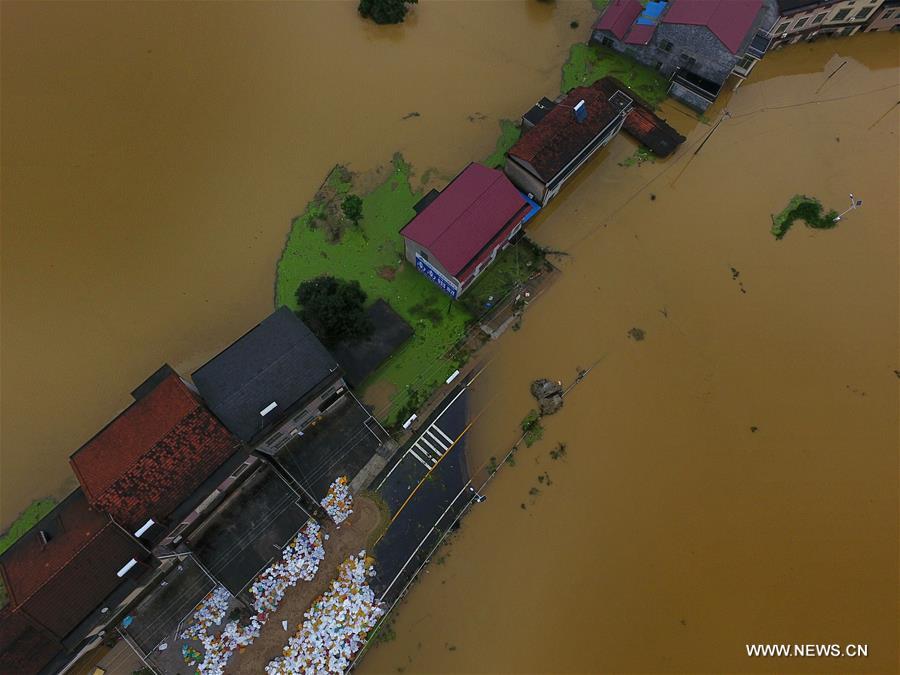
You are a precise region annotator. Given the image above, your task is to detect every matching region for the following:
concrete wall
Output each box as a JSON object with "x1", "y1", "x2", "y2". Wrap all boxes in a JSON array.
[
  {"x1": 668, "y1": 82, "x2": 713, "y2": 112},
  {"x1": 256, "y1": 377, "x2": 347, "y2": 455},
  {"x1": 865, "y1": 2, "x2": 900, "y2": 30},
  {"x1": 504, "y1": 157, "x2": 548, "y2": 204},
  {"x1": 402, "y1": 238, "x2": 463, "y2": 296}
]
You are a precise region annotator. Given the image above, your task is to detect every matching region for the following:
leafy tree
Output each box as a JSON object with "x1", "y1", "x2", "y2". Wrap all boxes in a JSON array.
[
  {"x1": 358, "y1": 0, "x2": 418, "y2": 25},
  {"x1": 295, "y1": 276, "x2": 373, "y2": 347},
  {"x1": 341, "y1": 194, "x2": 363, "y2": 225}
]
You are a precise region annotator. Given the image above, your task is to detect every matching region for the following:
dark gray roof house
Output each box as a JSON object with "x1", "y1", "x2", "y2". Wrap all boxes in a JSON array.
[{"x1": 192, "y1": 307, "x2": 343, "y2": 446}]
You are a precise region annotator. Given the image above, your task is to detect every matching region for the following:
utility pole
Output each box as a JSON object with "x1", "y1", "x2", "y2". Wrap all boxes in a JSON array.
[{"x1": 833, "y1": 193, "x2": 863, "y2": 222}]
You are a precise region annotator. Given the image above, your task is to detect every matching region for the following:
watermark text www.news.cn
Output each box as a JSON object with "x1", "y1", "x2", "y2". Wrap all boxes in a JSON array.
[{"x1": 746, "y1": 644, "x2": 868, "y2": 658}]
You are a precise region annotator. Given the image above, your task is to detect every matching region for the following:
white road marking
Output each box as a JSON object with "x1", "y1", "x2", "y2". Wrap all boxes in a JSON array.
[
  {"x1": 432, "y1": 425, "x2": 453, "y2": 446},
  {"x1": 407, "y1": 448, "x2": 432, "y2": 469},
  {"x1": 425, "y1": 429, "x2": 449, "y2": 450}
]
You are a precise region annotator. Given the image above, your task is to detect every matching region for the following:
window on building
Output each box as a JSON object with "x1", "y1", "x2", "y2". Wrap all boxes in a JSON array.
[
  {"x1": 736, "y1": 55, "x2": 755, "y2": 71},
  {"x1": 832, "y1": 8, "x2": 851, "y2": 20},
  {"x1": 855, "y1": 6, "x2": 873, "y2": 18},
  {"x1": 660, "y1": 39, "x2": 673, "y2": 52},
  {"x1": 776, "y1": 21, "x2": 789, "y2": 33},
  {"x1": 813, "y1": 12, "x2": 826, "y2": 23},
  {"x1": 842, "y1": 25, "x2": 856, "y2": 35},
  {"x1": 794, "y1": 17, "x2": 808, "y2": 28}
]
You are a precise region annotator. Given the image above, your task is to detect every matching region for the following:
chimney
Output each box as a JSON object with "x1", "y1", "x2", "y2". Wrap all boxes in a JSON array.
[{"x1": 574, "y1": 100, "x2": 587, "y2": 123}]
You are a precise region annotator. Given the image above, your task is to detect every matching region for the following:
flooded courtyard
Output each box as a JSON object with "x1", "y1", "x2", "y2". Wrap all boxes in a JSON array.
[{"x1": 1, "y1": 2, "x2": 897, "y2": 673}]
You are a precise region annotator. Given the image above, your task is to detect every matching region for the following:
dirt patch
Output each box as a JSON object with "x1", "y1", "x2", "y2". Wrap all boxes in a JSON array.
[
  {"x1": 377, "y1": 265, "x2": 397, "y2": 281},
  {"x1": 228, "y1": 495, "x2": 385, "y2": 673}
]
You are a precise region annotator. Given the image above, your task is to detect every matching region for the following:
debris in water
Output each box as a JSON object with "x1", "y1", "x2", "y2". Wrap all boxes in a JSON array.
[
  {"x1": 730, "y1": 267, "x2": 740, "y2": 280},
  {"x1": 550, "y1": 443, "x2": 567, "y2": 460},
  {"x1": 530, "y1": 379, "x2": 564, "y2": 415},
  {"x1": 750, "y1": 426, "x2": 758, "y2": 433},
  {"x1": 627, "y1": 327, "x2": 646, "y2": 341},
  {"x1": 401, "y1": 112, "x2": 421, "y2": 120}
]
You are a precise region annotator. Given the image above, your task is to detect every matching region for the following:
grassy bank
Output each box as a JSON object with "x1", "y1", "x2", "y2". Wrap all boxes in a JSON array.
[
  {"x1": 561, "y1": 43, "x2": 668, "y2": 106},
  {"x1": 275, "y1": 156, "x2": 472, "y2": 428},
  {"x1": 771, "y1": 195, "x2": 840, "y2": 239},
  {"x1": 484, "y1": 119, "x2": 522, "y2": 169},
  {"x1": 0, "y1": 498, "x2": 57, "y2": 606}
]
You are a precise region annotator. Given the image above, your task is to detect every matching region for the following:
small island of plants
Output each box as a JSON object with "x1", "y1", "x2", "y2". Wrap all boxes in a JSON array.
[{"x1": 771, "y1": 195, "x2": 840, "y2": 240}]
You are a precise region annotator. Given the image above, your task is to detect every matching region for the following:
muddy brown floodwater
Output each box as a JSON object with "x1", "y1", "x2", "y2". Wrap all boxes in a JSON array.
[
  {"x1": 0, "y1": 0, "x2": 593, "y2": 527},
  {"x1": 360, "y1": 35, "x2": 899, "y2": 675},
  {"x1": 2, "y1": 2, "x2": 897, "y2": 672}
]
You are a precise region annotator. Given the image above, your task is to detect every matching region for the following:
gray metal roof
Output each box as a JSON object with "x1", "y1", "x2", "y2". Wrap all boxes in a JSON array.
[{"x1": 192, "y1": 307, "x2": 339, "y2": 442}]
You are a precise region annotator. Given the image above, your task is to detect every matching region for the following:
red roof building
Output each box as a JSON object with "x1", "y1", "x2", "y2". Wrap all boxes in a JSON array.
[
  {"x1": 70, "y1": 370, "x2": 242, "y2": 535},
  {"x1": 662, "y1": 0, "x2": 764, "y2": 53},
  {"x1": 591, "y1": 0, "x2": 643, "y2": 39},
  {"x1": 505, "y1": 77, "x2": 683, "y2": 205},
  {"x1": 400, "y1": 163, "x2": 536, "y2": 298},
  {"x1": 0, "y1": 490, "x2": 151, "y2": 673}
]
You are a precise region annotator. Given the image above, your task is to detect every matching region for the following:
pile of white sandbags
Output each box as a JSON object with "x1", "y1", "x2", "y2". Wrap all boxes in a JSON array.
[
  {"x1": 251, "y1": 520, "x2": 326, "y2": 613},
  {"x1": 321, "y1": 476, "x2": 353, "y2": 525},
  {"x1": 179, "y1": 520, "x2": 327, "y2": 674},
  {"x1": 265, "y1": 551, "x2": 384, "y2": 674}
]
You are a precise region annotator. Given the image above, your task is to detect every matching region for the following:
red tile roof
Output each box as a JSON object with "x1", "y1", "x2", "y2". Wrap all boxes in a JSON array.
[
  {"x1": 662, "y1": 0, "x2": 762, "y2": 54},
  {"x1": 508, "y1": 81, "x2": 625, "y2": 183},
  {"x1": 592, "y1": 0, "x2": 643, "y2": 39},
  {"x1": 70, "y1": 373, "x2": 241, "y2": 532},
  {"x1": 400, "y1": 163, "x2": 529, "y2": 277},
  {"x1": 0, "y1": 491, "x2": 148, "y2": 640}
]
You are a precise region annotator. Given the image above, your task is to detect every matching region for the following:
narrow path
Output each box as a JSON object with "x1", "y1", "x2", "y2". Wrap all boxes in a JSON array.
[{"x1": 228, "y1": 496, "x2": 383, "y2": 673}]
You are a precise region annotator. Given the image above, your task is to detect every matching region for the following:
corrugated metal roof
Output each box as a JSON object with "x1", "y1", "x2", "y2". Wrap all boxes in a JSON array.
[
  {"x1": 400, "y1": 163, "x2": 529, "y2": 276},
  {"x1": 592, "y1": 0, "x2": 644, "y2": 39},
  {"x1": 663, "y1": 0, "x2": 763, "y2": 54}
]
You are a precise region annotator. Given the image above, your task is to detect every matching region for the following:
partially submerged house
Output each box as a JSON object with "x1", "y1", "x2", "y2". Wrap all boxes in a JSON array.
[
  {"x1": 0, "y1": 490, "x2": 153, "y2": 675},
  {"x1": 70, "y1": 365, "x2": 246, "y2": 547},
  {"x1": 507, "y1": 77, "x2": 684, "y2": 205},
  {"x1": 192, "y1": 307, "x2": 346, "y2": 455},
  {"x1": 772, "y1": 0, "x2": 893, "y2": 45},
  {"x1": 591, "y1": 0, "x2": 779, "y2": 111},
  {"x1": 400, "y1": 162, "x2": 539, "y2": 298}
]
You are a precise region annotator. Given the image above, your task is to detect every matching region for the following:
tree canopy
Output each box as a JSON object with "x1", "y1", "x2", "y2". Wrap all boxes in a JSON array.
[
  {"x1": 358, "y1": 0, "x2": 418, "y2": 25},
  {"x1": 295, "y1": 276, "x2": 373, "y2": 347},
  {"x1": 341, "y1": 194, "x2": 363, "y2": 225}
]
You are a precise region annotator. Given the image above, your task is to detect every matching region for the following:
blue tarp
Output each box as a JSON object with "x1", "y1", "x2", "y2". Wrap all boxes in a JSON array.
[
  {"x1": 519, "y1": 192, "x2": 542, "y2": 224},
  {"x1": 636, "y1": 1, "x2": 666, "y2": 25}
]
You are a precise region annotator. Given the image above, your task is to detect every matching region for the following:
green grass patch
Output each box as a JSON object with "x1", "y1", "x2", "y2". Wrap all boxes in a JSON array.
[
  {"x1": 771, "y1": 195, "x2": 840, "y2": 240},
  {"x1": 275, "y1": 155, "x2": 472, "y2": 428},
  {"x1": 459, "y1": 238, "x2": 545, "y2": 316},
  {"x1": 483, "y1": 119, "x2": 522, "y2": 169},
  {"x1": 0, "y1": 498, "x2": 56, "y2": 556},
  {"x1": 0, "y1": 498, "x2": 57, "y2": 607},
  {"x1": 561, "y1": 43, "x2": 668, "y2": 107}
]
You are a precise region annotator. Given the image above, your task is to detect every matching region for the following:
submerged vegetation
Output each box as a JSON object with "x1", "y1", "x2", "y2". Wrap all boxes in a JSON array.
[
  {"x1": 484, "y1": 119, "x2": 522, "y2": 169},
  {"x1": 771, "y1": 195, "x2": 840, "y2": 240},
  {"x1": 521, "y1": 410, "x2": 545, "y2": 447},
  {"x1": 561, "y1": 44, "x2": 668, "y2": 106}
]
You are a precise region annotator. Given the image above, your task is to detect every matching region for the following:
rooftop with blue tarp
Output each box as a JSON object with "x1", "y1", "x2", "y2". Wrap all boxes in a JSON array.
[
  {"x1": 519, "y1": 192, "x2": 541, "y2": 224},
  {"x1": 636, "y1": 1, "x2": 667, "y2": 25}
]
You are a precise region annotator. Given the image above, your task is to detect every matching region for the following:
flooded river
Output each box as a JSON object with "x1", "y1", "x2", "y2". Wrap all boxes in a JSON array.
[
  {"x1": 2, "y1": 2, "x2": 897, "y2": 672},
  {"x1": 0, "y1": 0, "x2": 591, "y2": 527},
  {"x1": 360, "y1": 34, "x2": 899, "y2": 675}
]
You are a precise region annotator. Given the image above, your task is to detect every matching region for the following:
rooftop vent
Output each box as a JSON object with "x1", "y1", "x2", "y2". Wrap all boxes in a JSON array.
[
  {"x1": 573, "y1": 100, "x2": 588, "y2": 123},
  {"x1": 38, "y1": 530, "x2": 51, "y2": 545},
  {"x1": 260, "y1": 401, "x2": 278, "y2": 416}
]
